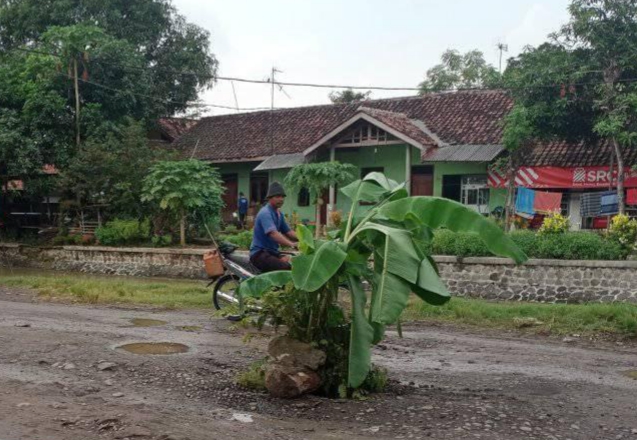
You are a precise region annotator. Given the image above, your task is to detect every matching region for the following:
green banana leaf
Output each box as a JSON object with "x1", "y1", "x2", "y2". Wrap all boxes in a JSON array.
[
  {"x1": 291, "y1": 241, "x2": 347, "y2": 292},
  {"x1": 411, "y1": 257, "x2": 451, "y2": 305},
  {"x1": 379, "y1": 197, "x2": 528, "y2": 264},
  {"x1": 296, "y1": 224, "x2": 315, "y2": 254},
  {"x1": 237, "y1": 270, "x2": 293, "y2": 299},
  {"x1": 346, "y1": 274, "x2": 374, "y2": 388}
]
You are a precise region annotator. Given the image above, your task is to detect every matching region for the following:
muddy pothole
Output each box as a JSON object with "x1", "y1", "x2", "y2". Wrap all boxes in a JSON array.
[
  {"x1": 130, "y1": 318, "x2": 168, "y2": 327},
  {"x1": 177, "y1": 325, "x2": 202, "y2": 332},
  {"x1": 118, "y1": 342, "x2": 189, "y2": 355},
  {"x1": 622, "y1": 370, "x2": 637, "y2": 380}
]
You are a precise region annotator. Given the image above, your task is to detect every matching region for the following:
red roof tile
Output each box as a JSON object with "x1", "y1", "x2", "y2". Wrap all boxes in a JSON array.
[{"x1": 174, "y1": 90, "x2": 513, "y2": 162}]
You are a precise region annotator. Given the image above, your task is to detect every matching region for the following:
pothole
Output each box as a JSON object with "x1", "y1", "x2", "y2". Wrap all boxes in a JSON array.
[
  {"x1": 118, "y1": 342, "x2": 189, "y2": 355},
  {"x1": 130, "y1": 318, "x2": 168, "y2": 327},
  {"x1": 177, "y1": 325, "x2": 202, "y2": 332},
  {"x1": 622, "y1": 370, "x2": 637, "y2": 380}
]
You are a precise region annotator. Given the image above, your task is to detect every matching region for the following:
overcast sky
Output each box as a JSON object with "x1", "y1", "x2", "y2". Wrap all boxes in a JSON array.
[{"x1": 171, "y1": 0, "x2": 571, "y2": 116}]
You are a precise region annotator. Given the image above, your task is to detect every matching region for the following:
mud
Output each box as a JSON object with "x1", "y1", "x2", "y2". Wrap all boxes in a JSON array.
[
  {"x1": 1, "y1": 284, "x2": 636, "y2": 440},
  {"x1": 117, "y1": 342, "x2": 190, "y2": 355},
  {"x1": 130, "y1": 318, "x2": 168, "y2": 327}
]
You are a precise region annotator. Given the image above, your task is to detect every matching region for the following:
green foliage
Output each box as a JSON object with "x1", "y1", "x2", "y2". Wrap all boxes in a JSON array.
[
  {"x1": 51, "y1": 234, "x2": 82, "y2": 246},
  {"x1": 235, "y1": 360, "x2": 267, "y2": 391},
  {"x1": 329, "y1": 89, "x2": 371, "y2": 104},
  {"x1": 607, "y1": 214, "x2": 637, "y2": 252},
  {"x1": 95, "y1": 219, "x2": 150, "y2": 246},
  {"x1": 285, "y1": 162, "x2": 356, "y2": 203},
  {"x1": 538, "y1": 212, "x2": 570, "y2": 235},
  {"x1": 151, "y1": 234, "x2": 173, "y2": 247},
  {"x1": 419, "y1": 49, "x2": 501, "y2": 93},
  {"x1": 241, "y1": 172, "x2": 526, "y2": 394},
  {"x1": 224, "y1": 231, "x2": 252, "y2": 250},
  {"x1": 141, "y1": 160, "x2": 224, "y2": 245},
  {"x1": 432, "y1": 229, "x2": 625, "y2": 260}
]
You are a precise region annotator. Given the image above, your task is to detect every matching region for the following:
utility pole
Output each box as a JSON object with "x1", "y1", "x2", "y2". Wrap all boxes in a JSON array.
[
  {"x1": 497, "y1": 43, "x2": 508, "y2": 74},
  {"x1": 268, "y1": 67, "x2": 282, "y2": 158}
]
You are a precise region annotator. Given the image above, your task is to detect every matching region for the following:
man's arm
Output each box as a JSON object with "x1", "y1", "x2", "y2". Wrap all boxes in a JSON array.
[
  {"x1": 268, "y1": 231, "x2": 297, "y2": 248},
  {"x1": 285, "y1": 230, "x2": 298, "y2": 241}
]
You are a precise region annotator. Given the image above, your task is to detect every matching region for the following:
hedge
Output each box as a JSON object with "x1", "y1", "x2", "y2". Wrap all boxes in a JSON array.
[{"x1": 432, "y1": 229, "x2": 626, "y2": 261}]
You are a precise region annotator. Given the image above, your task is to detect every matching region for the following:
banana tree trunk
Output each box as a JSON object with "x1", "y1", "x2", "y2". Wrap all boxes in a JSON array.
[{"x1": 504, "y1": 159, "x2": 516, "y2": 232}]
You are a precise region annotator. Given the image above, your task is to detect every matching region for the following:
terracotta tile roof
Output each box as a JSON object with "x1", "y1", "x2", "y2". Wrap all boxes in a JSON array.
[
  {"x1": 356, "y1": 107, "x2": 437, "y2": 148},
  {"x1": 172, "y1": 90, "x2": 637, "y2": 168},
  {"x1": 174, "y1": 90, "x2": 513, "y2": 162},
  {"x1": 157, "y1": 118, "x2": 198, "y2": 142},
  {"x1": 520, "y1": 140, "x2": 637, "y2": 167}
]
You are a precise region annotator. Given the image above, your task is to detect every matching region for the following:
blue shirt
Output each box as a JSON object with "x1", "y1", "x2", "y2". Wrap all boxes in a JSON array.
[
  {"x1": 238, "y1": 197, "x2": 249, "y2": 214},
  {"x1": 250, "y1": 204, "x2": 291, "y2": 257}
]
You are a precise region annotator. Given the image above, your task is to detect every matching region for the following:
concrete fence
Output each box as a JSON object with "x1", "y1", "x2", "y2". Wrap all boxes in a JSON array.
[{"x1": 1, "y1": 244, "x2": 636, "y2": 303}]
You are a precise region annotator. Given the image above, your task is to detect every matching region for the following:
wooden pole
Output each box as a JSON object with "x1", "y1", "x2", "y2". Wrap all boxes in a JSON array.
[
  {"x1": 328, "y1": 145, "x2": 336, "y2": 227},
  {"x1": 405, "y1": 145, "x2": 412, "y2": 195}
]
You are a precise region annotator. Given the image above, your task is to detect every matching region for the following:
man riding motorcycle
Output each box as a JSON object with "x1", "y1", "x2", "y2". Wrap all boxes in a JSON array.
[{"x1": 249, "y1": 182, "x2": 298, "y2": 272}]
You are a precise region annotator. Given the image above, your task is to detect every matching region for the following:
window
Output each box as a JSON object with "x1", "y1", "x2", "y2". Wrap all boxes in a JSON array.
[
  {"x1": 298, "y1": 187, "x2": 310, "y2": 207},
  {"x1": 561, "y1": 193, "x2": 570, "y2": 217},
  {"x1": 461, "y1": 175, "x2": 490, "y2": 214},
  {"x1": 250, "y1": 173, "x2": 269, "y2": 206}
]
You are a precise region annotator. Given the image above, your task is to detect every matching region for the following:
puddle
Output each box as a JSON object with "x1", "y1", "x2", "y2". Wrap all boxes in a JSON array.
[
  {"x1": 177, "y1": 326, "x2": 202, "y2": 332},
  {"x1": 130, "y1": 318, "x2": 167, "y2": 327},
  {"x1": 622, "y1": 370, "x2": 637, "y2": 380},
  {"x1": 118, "y1": 342, "x2": 189, "y2": 355}
]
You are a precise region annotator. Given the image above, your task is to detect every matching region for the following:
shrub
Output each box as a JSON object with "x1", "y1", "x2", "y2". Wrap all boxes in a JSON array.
[
  {"x1": 431, "y1": 229, "x2": 625, "y2": 260},
  {"x1": 607, "y1": 214, "x2": 637, "y2": 252},
  {"x1": 329, "y1": 210, "x2": 343, "y2": 228},
  {"x1": 538, "y1": 212, "x2": 570, "y2": 235},
  {"x1": 225, "y1": 230, "x2": 252, "y2": 249},
  {"x1": 51, "y1": 234, "x2": 82, "y2": 246},
  {"x1": 151, "y1": 234, "x2": 173, "y2": 247},
  {"x1": 95, "y1": 219, "x2": 151, "y2": 246}
]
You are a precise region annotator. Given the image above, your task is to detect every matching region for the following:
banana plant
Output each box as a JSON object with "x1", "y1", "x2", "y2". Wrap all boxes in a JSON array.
[{"x1": 240, "y1": 172, "x2": 527, "y2": 390}]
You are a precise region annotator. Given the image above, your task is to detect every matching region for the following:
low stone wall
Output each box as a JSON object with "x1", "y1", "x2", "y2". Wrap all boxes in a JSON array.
[
  {"x1": 434, "y1": 256, "x2": 637, "y2": 304},
  {"x1": 0, "y1": 244, "x2": 207, "y2": 279},
  {"x1": 1, "y1": 244, "x2": 636, "y2": 303}
]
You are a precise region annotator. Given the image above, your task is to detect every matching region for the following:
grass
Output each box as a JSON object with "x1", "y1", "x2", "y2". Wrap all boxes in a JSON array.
[
  {"x1": 403, "y1": 297, "x2": 637, "y2": 338},
  {"x1": 0, "y1": 271, "x2": 212, "y2": 309}
]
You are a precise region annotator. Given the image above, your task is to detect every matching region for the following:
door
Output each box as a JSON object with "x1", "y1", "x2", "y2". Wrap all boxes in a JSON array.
[
  {"x1": 221, "y1": 174, "x2": 238, "y2": 223},
  {"x1": 411, "y1": 166, "x2": 434, "y2": 196}
]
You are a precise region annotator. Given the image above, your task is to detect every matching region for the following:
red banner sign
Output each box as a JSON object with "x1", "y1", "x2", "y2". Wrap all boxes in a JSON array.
[{"x1": 488, "y1": 166, "x2": 637, "y2": 189}]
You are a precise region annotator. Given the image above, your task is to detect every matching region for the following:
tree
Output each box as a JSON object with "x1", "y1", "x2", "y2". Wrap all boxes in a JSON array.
[
  {"x1": 141, "y1": 160, "x2": 224, "y2": 246},
  {"x1": 329, "y1": 89, "x2": 371, "y2": 104},
  {"x1": 504, "y1": 0, "x2": 637, "y2": 214},
  {"x1": 418, "y1": 49, "x2": 501, "y2": 94},
  {"x1": 284, "y1": 162, "x2": 356, "y2": 238},
  {"x1": 0, "y1": 0, "x2": 217, "y2": 117},
  {"x1": 58, "y1": 119, "x2": 168, "y2": 219},
  {"x1": 240, "y1": 173, "x2": 526, "y2": 396}
]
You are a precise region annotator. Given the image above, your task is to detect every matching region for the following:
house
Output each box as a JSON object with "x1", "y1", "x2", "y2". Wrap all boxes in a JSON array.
[{"x1": 173, "y1": 90, "x2": 637, "y2": 229}]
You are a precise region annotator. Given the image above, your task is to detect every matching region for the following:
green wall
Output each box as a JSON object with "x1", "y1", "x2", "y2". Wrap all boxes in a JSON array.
[{"x1": 213, "y1": 147, "x2": 502, "y2": 224}]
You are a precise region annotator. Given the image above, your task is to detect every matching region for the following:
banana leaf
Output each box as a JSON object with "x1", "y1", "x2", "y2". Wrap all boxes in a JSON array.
[
  {"x1": 411, "y1": 256, "x2": 451, "y2": 305},
  {"x1": 346, "y1": 274, "x2": 374, "y2": 388},
  {"x1": 296, "y1": 224, "x2": 315, "y2": 254},
  {"x1": 238, "y1": 270, "x2": 293, "y2": 298},
  {"x1": 291, "y1": 241, "x2": 347, "y2": 292},
  {"x1": 378, "y1": 197, "x2": 528, "y2": 264}
]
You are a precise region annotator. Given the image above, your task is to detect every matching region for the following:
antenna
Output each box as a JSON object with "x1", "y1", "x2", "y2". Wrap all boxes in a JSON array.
[
  {"x1": 268, "y1": 67, "x2": 283, "y2": 156},
  {"x1": 497, "y1": 42, "x2": 509, "y2": 73}
]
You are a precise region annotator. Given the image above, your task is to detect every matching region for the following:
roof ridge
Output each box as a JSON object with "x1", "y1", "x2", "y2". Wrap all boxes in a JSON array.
[{"x1": 199, "y1": 89, "x2": 509, "y2": 121}]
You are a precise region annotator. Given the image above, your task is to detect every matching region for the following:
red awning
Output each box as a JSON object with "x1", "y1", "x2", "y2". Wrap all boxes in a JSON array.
[{"x1": 489, "y1": 166, "x2": 637, "y2": 189}]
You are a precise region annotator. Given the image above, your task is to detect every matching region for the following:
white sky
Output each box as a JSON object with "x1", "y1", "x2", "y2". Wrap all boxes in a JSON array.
[{"x1": 171, "y1": 0, "x2": 571, "y2": 116}]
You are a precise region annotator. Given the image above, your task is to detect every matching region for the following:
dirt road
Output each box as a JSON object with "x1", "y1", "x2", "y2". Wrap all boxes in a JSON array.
[{"x1": 1, "y1": 286, "x2": 636, "y2": 440}]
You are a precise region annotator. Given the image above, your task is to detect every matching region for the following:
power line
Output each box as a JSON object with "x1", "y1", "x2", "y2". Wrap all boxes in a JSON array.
[{"x1": 56, "y1": 73, "x2": 274, "y2": 111}]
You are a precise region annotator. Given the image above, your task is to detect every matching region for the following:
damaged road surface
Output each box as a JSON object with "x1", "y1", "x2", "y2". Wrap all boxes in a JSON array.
[{"x1": 1, "y1": 287, "x2": 636, "y2": 440}]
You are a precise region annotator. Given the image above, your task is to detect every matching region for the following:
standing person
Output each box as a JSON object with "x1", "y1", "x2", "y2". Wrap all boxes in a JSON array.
[
  {"x1": 238, "y1": 192, "x2": 249, "y2": 229},
  {"x1": 249, "y1": 182, "x2": 298, "y2": 272}
]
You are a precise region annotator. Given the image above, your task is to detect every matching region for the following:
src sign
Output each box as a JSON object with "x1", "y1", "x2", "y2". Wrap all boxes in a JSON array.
[{"x1": 488, "y1": 166, "x2": 637, "y2": 189}]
